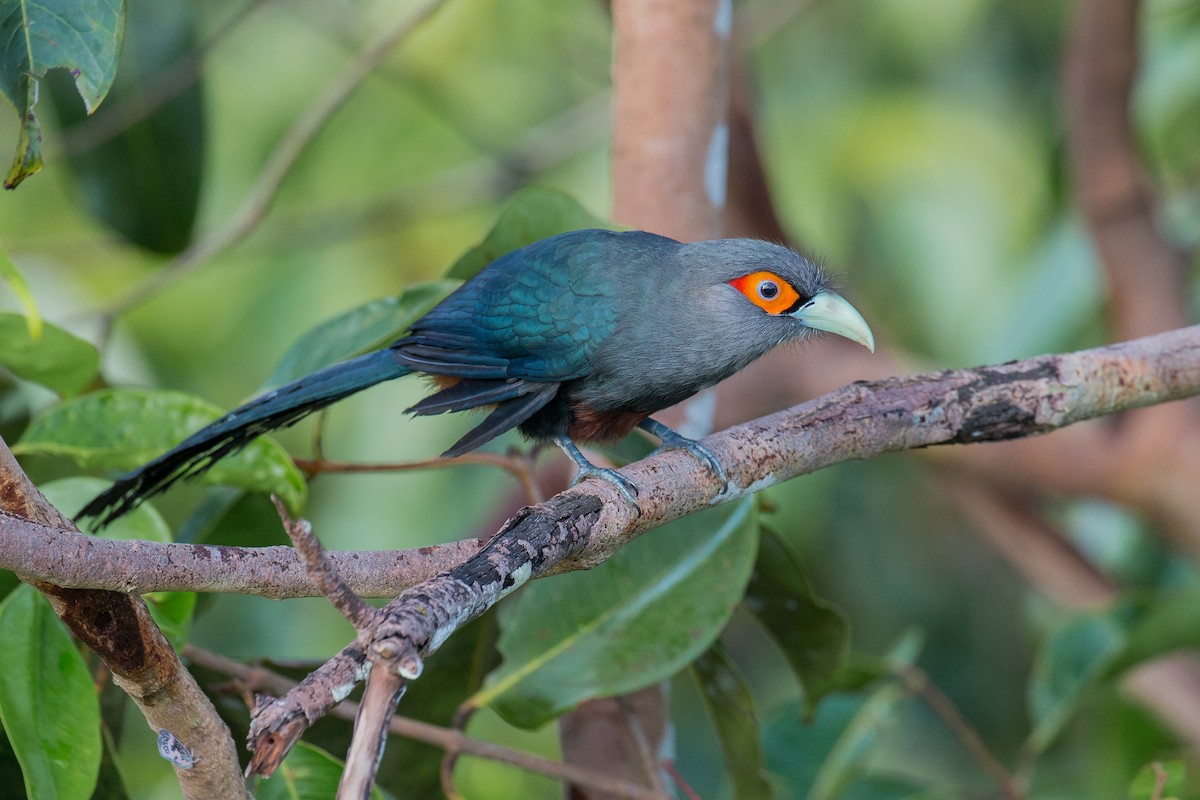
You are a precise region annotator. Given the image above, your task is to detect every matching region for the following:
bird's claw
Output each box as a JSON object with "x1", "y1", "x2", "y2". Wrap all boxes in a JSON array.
[
  {"x1": 644, "y1": 422, "x2": 731, "y2": 494},
  {"x1": 571, "y1": 464, "x2": 642, "y2": 515},
  {"x1": 554, "y1": 435, "x2": 643, "y2": 515}
]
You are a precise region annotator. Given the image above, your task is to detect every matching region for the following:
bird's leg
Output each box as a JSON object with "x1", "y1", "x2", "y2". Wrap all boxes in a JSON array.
[
  {"x1": 553, "y1": 436, "x2": 641, "y2": 513},
  {"x1": 638, "y1": 418, "x2": 730, "y2": 492}
]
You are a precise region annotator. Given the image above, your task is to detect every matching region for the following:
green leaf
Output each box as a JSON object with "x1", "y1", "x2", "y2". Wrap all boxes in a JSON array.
[
  {"x1": 0, "y1": 0, "x2": 125, "y2": 188},
  {"x1": 762, "y1": 688, "x2": 904, "y2": 800},
  {"x1": 46, "y1": 0, "x2": 201, "y2": 253},
  {"x1": 15, "y1": 388, "x2": 307, "y2": 515},
  {"x1": 476, "y1": 499, "x2": 758, "y2": 729},
  {"x1": 1109, "y1": 586, "x2": 1200, "y2": 676},
  {"x1": 691, "y1": 643, "x2": 772, "y2": 800},
  {"x1": 745, "y1": 527, "x2": 850, "y2": 714},
  {"x1": 1129, "y1": 760, "x2": 1184, "y2": 800},
  {"x1": 264, "y1": 280, "x2": 460, "y2": 389},
  {"x1": 1027, "y1": 599, "x2": 1141, "y2": 753},
  {"x1": 40, "y1": 476, "x2": 167, "y2": 540},
  {"x1": 808, "y1": 684, "x2": 906, "y2": 800},
  {"x1": 1022, "y1": 589, "x2": 1200, "y2": 756},
  {"x1": 256, "y1": 742, "x2": 389, "y2": 800},
  {"x1": 0, "y1": 312, "x2": 98, "y2": 396},
  {"x1": 446, "y1": 186, "x2": 615, "y2": 280},
  {"x1": 0, "y1": 244, "x2": 40, "y2": 340},
  {"x1": 0, "y1": 585, "x2": 102, "y2": 800}
]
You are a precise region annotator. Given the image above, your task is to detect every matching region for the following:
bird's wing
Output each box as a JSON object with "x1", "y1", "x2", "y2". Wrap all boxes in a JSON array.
[
  {"x1": 392, "y1": 338, "x2": 513, "y2": 379},
  {"x1": 404, "y1": 230, "x2": 661, "y2": 382},
  {"x1": 439, "y1": 383, "x2": 560, "y2": 457},
  {"x1": 407, "y1": 377, "x2": 537, "y2": 416},
  {"x1": 387, "y1": 230, "x2": 677, "y2": 455}
]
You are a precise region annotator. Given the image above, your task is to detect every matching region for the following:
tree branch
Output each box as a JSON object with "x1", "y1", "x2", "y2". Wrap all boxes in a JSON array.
[
  {"x1": 185, "y1": 645, "x2": 663, "y2": 799},
  {"x1": 0, "y1": 443, "x2": 250, "y2": 799},
  {"x1": 604, "y1": 0, "x2": 735, "y2": 788},
  {"x1": 272, "y1": 497, "x2": 378, "y2": 628},
  {"x1": 239, "y1": 325, "x2": 1200, "y2": 771},
  {"x1": 1065, "y1": 0, "x2": 1191, "y2": 341},
  {"x1": 611, "y1": 0, "x2": 731, "y2": 241},
  {"x1": 0, "y1": 513, "x2": 484, "y2": 598}
]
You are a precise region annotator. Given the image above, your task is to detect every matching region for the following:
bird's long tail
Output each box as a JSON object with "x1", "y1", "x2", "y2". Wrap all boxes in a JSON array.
[{"x1": 79, "y1": 349, "x2": 411, "y2": 525}]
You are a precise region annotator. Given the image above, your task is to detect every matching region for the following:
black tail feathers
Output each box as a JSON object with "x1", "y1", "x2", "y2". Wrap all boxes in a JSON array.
[{"x1": 79, "y1": 350, "x2": 410, "y2": 526}]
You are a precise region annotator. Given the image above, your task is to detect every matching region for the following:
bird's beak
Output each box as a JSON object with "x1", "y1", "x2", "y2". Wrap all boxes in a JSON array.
[{"x1": 791, "y1": 291, "x2": 875, "y2": 352}]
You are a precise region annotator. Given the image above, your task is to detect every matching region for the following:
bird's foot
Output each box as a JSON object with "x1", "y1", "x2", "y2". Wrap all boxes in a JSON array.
[
  {"x1": 570, "y1": 463, "x2": 641, "y2": 508},
  {"x1": 554, "y1": 436, "x2": 642, "y2": 515},
  {"x1": 639, "y1": 419, "x2": 731, "y2": 493}
]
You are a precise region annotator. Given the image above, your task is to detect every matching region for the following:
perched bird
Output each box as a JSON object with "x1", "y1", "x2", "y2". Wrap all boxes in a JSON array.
[{"x1": 80, "y1": 229, "x2": 873, "y2": 524}]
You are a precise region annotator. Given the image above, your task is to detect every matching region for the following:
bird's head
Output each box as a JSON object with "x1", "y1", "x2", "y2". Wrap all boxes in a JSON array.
[{"x1": 680, "y1": 238, "x2": 875, "y2": 353}]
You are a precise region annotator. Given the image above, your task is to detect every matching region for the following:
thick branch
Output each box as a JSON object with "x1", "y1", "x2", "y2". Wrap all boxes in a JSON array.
[
  {"x1": 606, "y1": 0, "x2": 733, "y2": 789},
  {"x1": 1062, "y1": 0, "x2": 1200, "y2": 544},
  {"x1": 0, "y1": 515, "x2": 483, "y2": 599},
  {"x1": 1065, "y1": 0, "x2": 1190, "y2": 339},
  {"x1": 611, "y1": 0, "x2": 731, "y2": 241},
  {"x1": 0, "y1": 443, "x2": 250, "y2": 799},
  {"x1": 244, "y1": 325, "x2": 1200, "y2": 771},
  {"x1": 7, "y1": 328, "x2": 1198, "y2": 606}
]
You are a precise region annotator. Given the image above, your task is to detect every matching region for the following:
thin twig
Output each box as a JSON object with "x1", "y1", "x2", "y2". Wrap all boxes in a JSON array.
[
  {"x1": 255, "y1": 92, "x2": 609, "y2": 253},
  {"x1": 339, "y1": 665, "x2": 405, "y2": 799},
  {"x1": 617, "y1": 694, "x2": 669, "y2": 793},
  {"x1": 99, "y1": 0, "x2": 451, "y2": 325},
  {"x1": 896, "y1": 665, "x2": 1024, "y2": 800},
  {"x1": 271, "y1": 497, "x2": 376, "y2": 629},
  {"x1": 1150, "y1": 761, "x2": 1169, "y2": 800},
  {"x1": 296, "y1": 449, "x2": 544, "y2": 504},
  {"x1": 662, "y1": 761, "x2": 703, "y2": 800},
  {"x1": 506, "y1": 446, "x2": 546, "y2": 506},
  {"x1": 934, "y1": 470, "x2": 1116, "y2": 609},
  {"x1": 440, "y1": 702, "x2": 477, "y2": 799},
  {"x1": 312, "y1": 410, "x2": 331, "y2": 465}
]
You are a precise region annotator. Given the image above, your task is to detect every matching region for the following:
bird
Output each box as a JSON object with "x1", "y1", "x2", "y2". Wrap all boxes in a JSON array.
[{"x1": 79, "y1": 229, "x2": 874, "y2": 524}]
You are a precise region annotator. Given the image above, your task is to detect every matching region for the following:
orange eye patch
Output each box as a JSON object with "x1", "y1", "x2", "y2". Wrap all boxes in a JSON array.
[{"x1": 729, "y1": 271, "x2": 801, "y2": 315}]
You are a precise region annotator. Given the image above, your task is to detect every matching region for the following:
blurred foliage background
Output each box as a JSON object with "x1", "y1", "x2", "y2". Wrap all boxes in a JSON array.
[{"x1": 2, "y1": 0, "x2": 1200, "y2": 797}]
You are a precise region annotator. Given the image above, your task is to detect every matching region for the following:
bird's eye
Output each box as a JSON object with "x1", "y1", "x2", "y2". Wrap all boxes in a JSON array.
[{"x1": 729, "y1": 271, "x2": 802, "y2": 315}]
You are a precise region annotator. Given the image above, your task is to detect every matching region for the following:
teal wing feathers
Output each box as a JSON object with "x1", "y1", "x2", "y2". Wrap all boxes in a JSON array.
[
  {"x1": 390, "y1": 228, "x2": 678, "y2": 455},
  {"x1": 402, "y1": 229, "x2": 673, "y2": 382}
]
